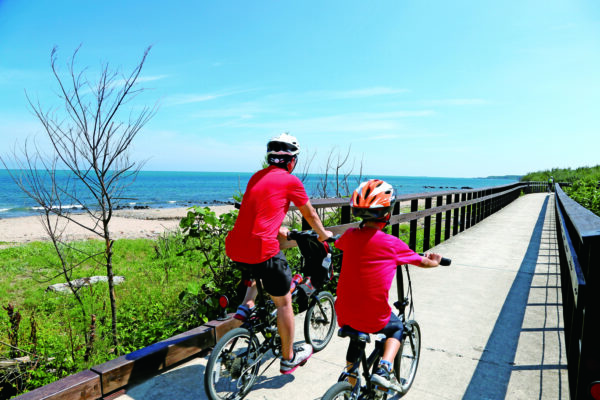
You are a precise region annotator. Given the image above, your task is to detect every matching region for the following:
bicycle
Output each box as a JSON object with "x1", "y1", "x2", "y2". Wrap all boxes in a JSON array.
[
  {"x1": 322, "y1": 255, "x2": 451, "y2": 400},
  {"x1": 204, "y1": 230, "x2": 340, "y2": 400}
]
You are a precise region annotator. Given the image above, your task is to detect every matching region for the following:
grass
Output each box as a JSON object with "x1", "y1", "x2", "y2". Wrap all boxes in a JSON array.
[{"x1": 0, "y1": 236, "x2": 213, "y2": 395}]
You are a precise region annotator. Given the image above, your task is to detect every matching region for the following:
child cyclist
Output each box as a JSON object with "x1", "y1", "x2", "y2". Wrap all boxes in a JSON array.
[{"x1": 334, "y1": 179, "x2": 446, "y2": 390}]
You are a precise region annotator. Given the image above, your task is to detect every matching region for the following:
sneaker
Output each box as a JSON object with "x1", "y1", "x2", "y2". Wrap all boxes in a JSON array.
[
  {"x1": 371, "y1": 366, "x2": 391, "y2": 389},
  {"x1": 280, "y1": 344, "x2": 313, "y2": 374}
]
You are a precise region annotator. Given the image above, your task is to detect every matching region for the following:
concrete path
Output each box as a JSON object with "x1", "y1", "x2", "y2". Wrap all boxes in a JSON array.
[{"x1": 115, "y1": 193, "x2": 568, "y2": 400}]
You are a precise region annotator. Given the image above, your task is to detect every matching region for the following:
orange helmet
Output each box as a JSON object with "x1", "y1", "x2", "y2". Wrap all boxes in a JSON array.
[{"x1": 350, "y1": 179, "x2": 396, "y2": 221}]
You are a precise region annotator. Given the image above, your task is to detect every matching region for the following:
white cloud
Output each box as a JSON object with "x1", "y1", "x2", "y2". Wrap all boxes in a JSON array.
[
  {"x1": 223, "y1": 110, "x2": 434, "y2": 134},
  {"x1": 137, "y1": 74, "x2": 170, "y2": 83},
  {"x1": 421, "y1": 98, "x2": 488, "y2": 106},
  {"x1": 165, "y1": 93, "x2": 221, "y2": 105}
]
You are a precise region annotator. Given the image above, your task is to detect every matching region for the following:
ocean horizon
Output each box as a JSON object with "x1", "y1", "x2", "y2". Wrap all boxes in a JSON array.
[{"x1": 0, "y1": 169, "x2": 519, "y2": 219}]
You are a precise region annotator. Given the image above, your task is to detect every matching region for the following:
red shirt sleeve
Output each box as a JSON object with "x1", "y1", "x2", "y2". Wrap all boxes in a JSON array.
[
  {"x1": 287, "y1": 175, "x2": 309, "y2": 207},
  {"x1": 393, "y1": 237, "x2": 422, "y2": 266}
]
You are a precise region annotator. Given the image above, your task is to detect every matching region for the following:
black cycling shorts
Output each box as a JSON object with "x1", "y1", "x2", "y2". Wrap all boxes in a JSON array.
[{"x1": 236, "y1": 251, "x2": 292, "y2": 297}]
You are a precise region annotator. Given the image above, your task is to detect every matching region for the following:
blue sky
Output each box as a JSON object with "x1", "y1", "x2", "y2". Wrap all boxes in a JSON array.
[{"x1": 1, "y1": 1, "x2": 599, "y2": 177}]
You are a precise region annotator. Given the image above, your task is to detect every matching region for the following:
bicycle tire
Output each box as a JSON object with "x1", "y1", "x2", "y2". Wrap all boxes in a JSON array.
[
  {"x1": 304, "y1": 291, "x2": 336, "y2": 352},
  {"x1": 321, "y1": 381, "x2": 354, "y2": 400},
  {"x1": 204, "y1": 327, "x2": 261, "y2": 400},
  {"x1": 393, "y1": 319, "x2": 421, "y2": 394}
]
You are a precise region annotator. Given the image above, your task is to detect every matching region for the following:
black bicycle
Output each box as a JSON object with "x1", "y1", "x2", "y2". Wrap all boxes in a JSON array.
[
  {"x1": 322, "y1": 256, "x2": 451, "y2": 400},
  {"x1": 204, "y1": 230, "x2": 339, "y2": 400}
]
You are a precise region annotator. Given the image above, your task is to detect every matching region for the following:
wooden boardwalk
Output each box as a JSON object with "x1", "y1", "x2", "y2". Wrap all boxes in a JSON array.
[{"x1": 112, "y1": 193, "x2": 568, "y2": 400}]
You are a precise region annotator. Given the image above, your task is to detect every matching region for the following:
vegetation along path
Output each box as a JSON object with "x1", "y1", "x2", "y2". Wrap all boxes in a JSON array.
[{"x1": 108, "y1": 192, "x2": 568, "y2": 400}]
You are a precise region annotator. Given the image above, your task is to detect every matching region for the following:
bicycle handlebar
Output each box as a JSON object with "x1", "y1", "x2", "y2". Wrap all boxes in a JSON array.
[{"x1": 418, "y1": 253, "x2": 451, "y2": 266}]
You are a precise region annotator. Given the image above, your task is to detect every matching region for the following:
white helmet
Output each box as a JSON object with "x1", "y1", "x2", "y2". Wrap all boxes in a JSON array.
[{"x1": 267, "y1": 133, "x2": 300, "y2": 156}]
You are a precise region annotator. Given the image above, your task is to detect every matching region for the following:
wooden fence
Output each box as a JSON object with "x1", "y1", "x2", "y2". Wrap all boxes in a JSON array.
[
  {"x1": 554, "y1": 184, "x2": 600, "y2": 399},
  {"x1": 300, "y1": 181, "x2": 541, "y2": 252}
]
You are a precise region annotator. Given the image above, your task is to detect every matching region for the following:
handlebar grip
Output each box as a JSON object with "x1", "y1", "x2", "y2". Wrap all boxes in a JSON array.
[
  {"x1": 326, "y1": 235, "x2": 340, "y2": 243},
  {"x1": 419, "y1": 253, "x2": 452, "y2": 266}
]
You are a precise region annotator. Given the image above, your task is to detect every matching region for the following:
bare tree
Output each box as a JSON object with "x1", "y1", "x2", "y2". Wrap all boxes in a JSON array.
[
  {"x1": 1, "y1": 46, "x2": 156, "y2": 348},
  {"x1": 316, "y1": 145, "x2": 363, "y2": 198}
]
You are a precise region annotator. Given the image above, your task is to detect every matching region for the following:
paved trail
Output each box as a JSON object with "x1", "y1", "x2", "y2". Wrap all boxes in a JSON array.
[{"x1": 116, "y1": 193, "x2": 568, "y2": 400}]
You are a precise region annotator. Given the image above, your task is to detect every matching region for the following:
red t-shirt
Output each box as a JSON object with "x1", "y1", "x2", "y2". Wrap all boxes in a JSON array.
[
  {"x1": 225, "y1": 166, "x2": 309, "y2": 264},
  {"x1": 334, "y1": 227, "x2": 423, "y2": 333}
]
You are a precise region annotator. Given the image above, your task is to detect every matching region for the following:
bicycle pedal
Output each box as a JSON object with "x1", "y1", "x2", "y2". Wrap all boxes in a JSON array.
[{"x1": 374, "y1": 385, "x2": 389, "y2": 394}]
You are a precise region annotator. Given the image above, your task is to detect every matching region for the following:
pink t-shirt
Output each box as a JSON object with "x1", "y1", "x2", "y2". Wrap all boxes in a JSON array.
[
  {"x1": 226, "y1": 166, "x2": 309, "y2": 264},
  {"x1": 335, "y1": 227, "x2": 423, "y2": 333}
]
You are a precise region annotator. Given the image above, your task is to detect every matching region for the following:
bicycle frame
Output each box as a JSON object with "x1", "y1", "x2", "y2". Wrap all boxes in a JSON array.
[{"x1": 205, "y1": 229, "x2": 339, "y2": 400}]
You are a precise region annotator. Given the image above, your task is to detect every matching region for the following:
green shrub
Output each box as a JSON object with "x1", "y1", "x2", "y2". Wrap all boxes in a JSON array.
[{"x1": 565, "y1": 178, "x2": 600, "y2": 216}]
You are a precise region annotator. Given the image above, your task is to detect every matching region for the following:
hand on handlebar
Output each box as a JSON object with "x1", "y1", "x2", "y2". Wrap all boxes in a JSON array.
[
  {"x1": 419, "y1": 252, "x2": 452, "y2": 266},
  {"x1": 278, "y1": 226, "x2": 290, "y2": 239},
  {"x1": 318, "y1": 230, "x2": 334, "y2": 242}
]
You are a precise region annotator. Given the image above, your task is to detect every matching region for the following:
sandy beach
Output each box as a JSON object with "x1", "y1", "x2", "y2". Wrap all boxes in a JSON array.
[{"x1": 0, "y1": 205, "x2": 236, "y2": 244}]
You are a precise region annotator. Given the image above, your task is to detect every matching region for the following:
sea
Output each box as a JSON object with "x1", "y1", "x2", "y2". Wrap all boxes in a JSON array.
[{"x1": 0, "y1": 169, "x2": 519, "y2": 219}]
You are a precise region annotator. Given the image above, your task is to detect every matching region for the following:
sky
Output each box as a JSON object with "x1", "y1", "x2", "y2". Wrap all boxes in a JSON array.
[{"x1": 1, "y1": 1, "x2": 599, "y2": 178}]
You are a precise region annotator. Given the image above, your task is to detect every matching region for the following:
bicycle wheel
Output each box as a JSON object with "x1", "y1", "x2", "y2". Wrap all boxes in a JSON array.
[
  {"x1": 204, "y1": 327, "x2": 261, "y2": 400},
  {"x1": 393, "y1": 319, "x2": 421, "y2": 394},
  {"x1": 321, "y1": 381, "x2": 354, "y2": 400},
  {"x1": 304, "y1": 291, "x2": 336, "y2": 352}
]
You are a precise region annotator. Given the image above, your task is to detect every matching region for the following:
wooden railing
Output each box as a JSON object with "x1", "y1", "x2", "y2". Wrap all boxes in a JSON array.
[
  {"x1": 554, "y1": 184, "x2": 600, "y2": 399},
  {"x1": 13, "y1": 181, "x2": 544, "y2": 400},
  {"x1": 299, "y1": 181, "x2": 537, "y2": 252}
]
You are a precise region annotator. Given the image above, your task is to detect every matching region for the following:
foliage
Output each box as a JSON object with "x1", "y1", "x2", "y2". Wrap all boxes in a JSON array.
[
  {"x1": 521, "y1": 165, "x2": 600, "y2": 216},
  {"x1": 564, "y1": 178, "x2": 600, "y2": 216},
  {"x1": 177, "y1": 206, "x2": 245, "y2": 324},
  {"x1": 520, "y1": 165, "x2": 600, "y2": 184}
]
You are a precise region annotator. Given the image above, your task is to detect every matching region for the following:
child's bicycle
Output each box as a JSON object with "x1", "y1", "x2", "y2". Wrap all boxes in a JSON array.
[
  {"x1": 204, "y1": 230, "x2": 340, "y2": 400},
  {"x1": 322, "y1": 256, "x2": 451, "y2": 400}
]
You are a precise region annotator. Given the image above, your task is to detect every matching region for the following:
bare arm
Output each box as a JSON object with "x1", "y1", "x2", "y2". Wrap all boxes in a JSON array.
[{"x1": 297, "y1": 201, "x2": 333, "y2": 241}]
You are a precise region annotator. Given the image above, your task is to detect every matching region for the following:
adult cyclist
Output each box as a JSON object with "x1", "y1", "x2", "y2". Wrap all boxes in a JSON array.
[{"x1": 225, "y1": 133, "x2": 333, "y2": 374}]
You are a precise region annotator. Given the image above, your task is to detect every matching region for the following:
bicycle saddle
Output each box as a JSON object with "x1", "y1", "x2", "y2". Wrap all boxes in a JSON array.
[{"x1": 338, "y1": 326, "x2": 371, "y2": 343}]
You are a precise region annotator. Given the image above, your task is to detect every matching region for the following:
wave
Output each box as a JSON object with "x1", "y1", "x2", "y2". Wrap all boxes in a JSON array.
[{"x1": 31, "y1": 204, "x2": 84, "y2": 211}]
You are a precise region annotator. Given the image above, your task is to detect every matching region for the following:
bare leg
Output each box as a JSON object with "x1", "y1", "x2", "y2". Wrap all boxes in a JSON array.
[
  {"x1": 271, "y1": 292, "x2": 294, "y2": 360},
  {"x1": 382, "y1": 338, "x2": 401, "y2": 364},
  {"x1": 240, "y1": 280, "x2": 258, "y2": 309}
]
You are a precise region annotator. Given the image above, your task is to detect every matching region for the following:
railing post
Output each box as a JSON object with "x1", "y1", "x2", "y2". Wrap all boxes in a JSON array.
[
  {"x1": 460, "y1": 192, "x2": 467, "y2": 232},
  {"x1": 485, "y1": 189, "x2": 492, "y2": 218},
  {"x1": 453, "y1": 193, "x2": 460, "y2": 236},
  {"x1": 391, "y1": 202, "x2": 400, "y2": 238},
  {"x1": 423, "y1": 197, "x2": 432, "y2": 251},
  {"x1": 409, "y1": 199, "x2": 418, "y2": 251},
  {"x1": 469, "y1": 192, "x2": 477, "y2": 226},
  {"x1": 341, "y1": 204, "x2": 351, "y2": 225},
  {"x1": 445, "y1": 194, "x2": 452, "y2": 240},
  {"x1": 302, "y1": 217, "x2": 310, "y2": 230},
  {"x1": 465, "y1": 192, "x2": 472, "y2": 229},
  {"x1": 476, "y1": 191, "x2": 482, "y2": 224},
  {"x1": 435, "y1": 195, "x2": 443, "y2": 245}
]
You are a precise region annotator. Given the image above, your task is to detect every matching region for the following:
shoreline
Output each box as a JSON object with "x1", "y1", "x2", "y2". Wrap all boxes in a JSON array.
[{"x1": 0, "y1": 205, "x2": 235, "y2": 244}]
